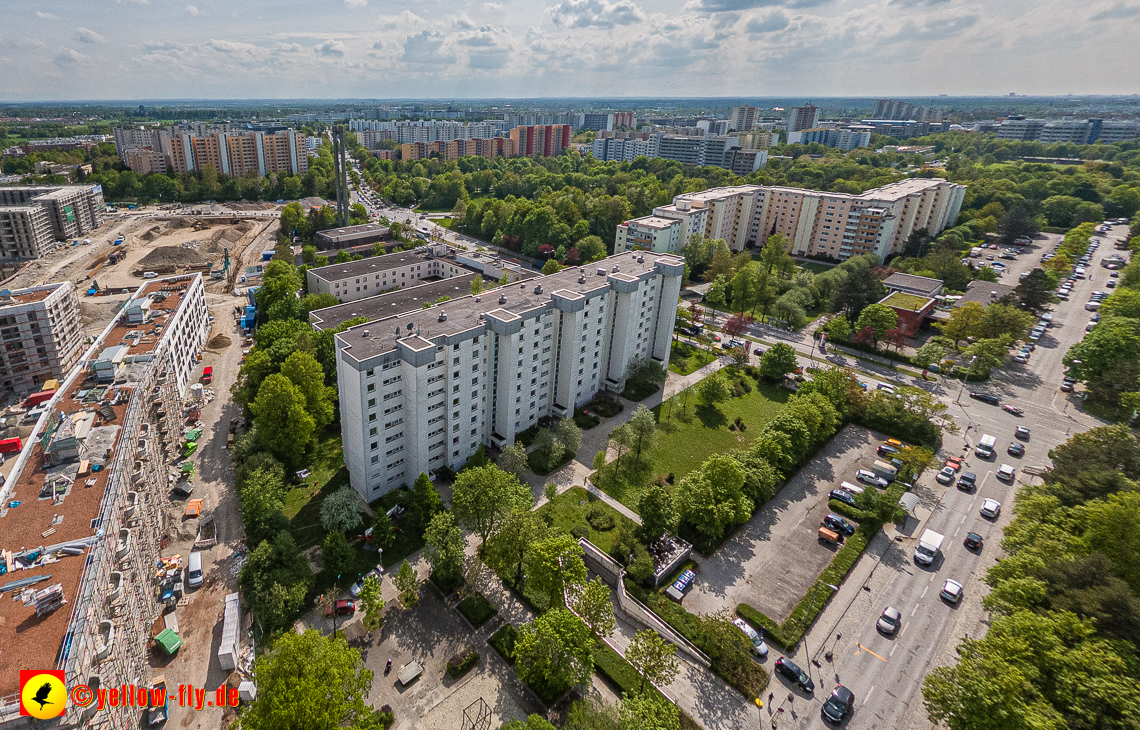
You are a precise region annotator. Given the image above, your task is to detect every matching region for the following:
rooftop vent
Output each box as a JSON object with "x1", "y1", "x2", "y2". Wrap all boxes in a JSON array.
[
  {"x1": 362, "y1": 329, "x2": 369, "y2": 337},
  {"x1": 990, "y1": 291, "x2": 998, "y2": 298},
  {"x1": 534, "y1": 285, "x2": 543, "y2": 295},
  {"x1": 612, "y1": 265, "x2": 619, "y2": 273},
  {"x1": 438, "y1": 311, "x2": 447, "y2": 322},
  {"x1": 578, "y1": 274, "x2": 586, "y2": 284},
  {"x1": 475, "y1": 297, "x2": 481, "y2": 302},
  {"x1": 637, "y1": 255, "x2": 644, "y2": 263},
  {"x1": 597, "y1": 268, "x2": 607, "y2": 276},
  {"x1": 499, "y1": 294, "x2": 507, "y2": 305}
]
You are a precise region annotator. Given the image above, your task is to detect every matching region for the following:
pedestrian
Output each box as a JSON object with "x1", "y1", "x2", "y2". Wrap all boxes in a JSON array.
[{"x1": 768, "y1": 692, "x2": 774, "y2": 706}]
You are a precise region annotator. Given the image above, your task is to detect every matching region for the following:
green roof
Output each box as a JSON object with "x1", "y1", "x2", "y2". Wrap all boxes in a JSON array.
[{"x1": 882, "y1": 292, "x2": 931, "y2": 312}]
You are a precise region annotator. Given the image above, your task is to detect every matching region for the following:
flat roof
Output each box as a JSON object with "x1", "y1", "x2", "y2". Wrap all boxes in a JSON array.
[
  {"x1": 624, "y1": 216, "x2": 678, "y2": 230},
  {"x1": 310, "y1": 274, "x2": 480, "y2": 331},
  {"x1": 883, "y1": 272, "x2": 943, "y2": 295},
  {"x1": 314, "y1": 223, "x2": 390, "y2": 243},
  {"x1": 336, "y1": 251, "x2": 682, "y2": 363},
  {"x1": 0, "y1": 274, "x2": 199, "y2": 696},
  {"x1": 307, "y1": 249, "x2": 447, "y2": 283},
  {"x1": 881, "y1": 291, "x2": 933, "y2": 312},
  {"x1": 0, "y1": 283, "x2": 65, "y2": 308}
]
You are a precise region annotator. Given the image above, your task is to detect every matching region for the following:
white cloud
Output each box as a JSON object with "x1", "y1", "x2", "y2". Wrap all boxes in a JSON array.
[
  {"x1": 185, "y1": 5, "x2": 200, "y2": 16},
  {"x1": 75, "y1": 27, "x2": 106, "y2": 44},
  {"x1": 745, "y1": 10, "x2": 789, "y2": 33},
  {"x1": 549, "y1": 0, "x2": 647, "y2": 28},
  {"x1": 685, "y1": 0, "x2": 831, "y2": 11},
  {"x1": 1089, "y1": 2, "x2": 1139, "y2": 20},
  {"x1": 35, "y1": 11, "x2": 58, "y2": 19},
  {"x1": 345, "y1": 0, "x2": 368, "y2": 7},
  {"x1": 53, "y1": 48, "x2": 89, "y2": 69},
  {"x1": 315, "y1": 39, "x2": 346, "y2": 56},
  {"x1": 402, "y1": 30, "x2": 455, "y2": 64},
  {"x1": 116, "y1": 0, "x2": 150, "y2": 4},
  {"x1": 483, "y1": 2, "x2": 504, "y2": 9}
]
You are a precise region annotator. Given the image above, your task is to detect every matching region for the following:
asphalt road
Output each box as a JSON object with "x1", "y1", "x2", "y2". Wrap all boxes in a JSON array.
[{"x1": 765, "y1": 224, "x2": 1131, "y2": 730}]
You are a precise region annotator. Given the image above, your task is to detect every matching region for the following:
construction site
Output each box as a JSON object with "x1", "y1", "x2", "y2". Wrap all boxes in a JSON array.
[{"x1": 0, "y1": 274, "x2": 214, "y2": 729}]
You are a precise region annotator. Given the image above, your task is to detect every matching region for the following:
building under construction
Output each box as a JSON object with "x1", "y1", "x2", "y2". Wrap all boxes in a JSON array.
[{"x1": 0, "y1": 274, "x2": 209, "y2": 728}]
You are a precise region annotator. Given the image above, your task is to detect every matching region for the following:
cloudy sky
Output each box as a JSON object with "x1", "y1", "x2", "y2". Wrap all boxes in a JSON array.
[{"x1": 3, "y1": 0, "x2": 1138, "y2": 100}]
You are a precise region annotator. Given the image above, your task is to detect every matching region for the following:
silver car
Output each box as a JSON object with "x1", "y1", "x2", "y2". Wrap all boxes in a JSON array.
[{"x1": 877, "y1": 607, "x2": 902, "y2": 634}]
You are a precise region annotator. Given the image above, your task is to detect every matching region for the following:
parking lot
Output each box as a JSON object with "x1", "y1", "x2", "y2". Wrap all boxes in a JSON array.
[{"x1": 682, "y1": 425, "x2": 886, "y2": 622}]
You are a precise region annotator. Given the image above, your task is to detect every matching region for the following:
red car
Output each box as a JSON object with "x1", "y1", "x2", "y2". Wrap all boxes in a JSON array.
[
  {"x1": 202, "y1": 366, "x2": 213, "y2": 384},
  {"x1": 326, "y1": 599, "x2": 356, "y2": 617}
]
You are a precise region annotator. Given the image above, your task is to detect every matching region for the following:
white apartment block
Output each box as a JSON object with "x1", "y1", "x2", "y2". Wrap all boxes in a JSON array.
[
  {"x1": 348, "y1": 119, "x2": 507, "y2": 146},
  {"x1": 0, "y1": 282, "x2": 84, "y2": 397},
  {"x1": 0, "y1": 205, "x2": 54, "y2": 261},
  {"x1": 0, "y1": 186, "x2": 105, "y2": 261},
  {"x1": 622, "y1": 178, "x2": 965, "y2": 261},
  {"x1": 306, "y1": 248, "x2": 470, "y2": 304},
  {"x1": 614, "y1": 216, "x2": 684, "y2": 254},
  {"x1": 334, "y1": 251, "x2": 685, "y2": 499}
]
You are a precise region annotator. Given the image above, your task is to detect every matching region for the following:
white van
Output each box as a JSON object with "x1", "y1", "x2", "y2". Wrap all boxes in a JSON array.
[
  {"x1": 839, "y1": 480, "x2": 865, "y2": 495},
  {"x1": 187, "y1": 551, "x2": 205, "y2": 588},
  {"x1": 143, "y1": 271, "x2": 159, "y2": 279},
  {"x1": 975, "y1": 434, "x2": 997, "y2": 459},
  {"x1": 1074, "y1": 267, "x2": 1086, "y2": 279},
  {"x1": 1085, "y1": 301, "x2": 1101, "y2": 311}
]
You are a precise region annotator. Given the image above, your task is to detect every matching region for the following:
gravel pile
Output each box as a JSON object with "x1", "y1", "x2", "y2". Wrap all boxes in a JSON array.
[{"x1": 138, "y1": 246, "x2": 207, "y2": 268}]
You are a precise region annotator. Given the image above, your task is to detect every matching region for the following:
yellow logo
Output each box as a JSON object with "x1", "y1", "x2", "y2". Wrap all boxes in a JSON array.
[{"x1": 20, "y1": 670, "x2": 66, "y2": 719}]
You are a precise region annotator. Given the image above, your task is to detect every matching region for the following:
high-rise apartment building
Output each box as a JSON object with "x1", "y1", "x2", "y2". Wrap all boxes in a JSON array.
[
  {"x1": 591, "y1": 135, "x2": 662, "y2": 163},
  {"x1": 871, "y1": 99, "x2": 943, "y2": 122},
  {"x1": 0, "y1": 185, "x2": 105, "y2": 261},
  {"x1": 614, "y1": 216, "x2": 685, "y2": 254},
  {"x1": 0, "y1": 274, "x2": 209, "y2": 729},
  {"x1": 401, "y1": 137, "x2": 516, "y2": 162},
  {"x1": 334, "y1": 251, "x2": 685, "y2": 498},
  {"x1": 0, "y1": 282, "x2": 84, "y2": 397},
  {"x1": 114, "y1": 125, "x2": 309, "y2": 175},
  {"x1": 786, "y1": 104, "x2": 821, "y2": 133},
  {"x1": 617, "y1": 178, "x2": 964, "y2": 261},
  {"x1": 731, "y1": 105, "x2": 760, "y2": 132},
  {"x1": 787, "y1": 126, "x2": 873, "y2": 151},
  {"x1": 510, "y1": 125, "x2": 571, "y2": 157},
  {"x1": 995, "y1": 117, "x2": 1139, "y2": 144}
]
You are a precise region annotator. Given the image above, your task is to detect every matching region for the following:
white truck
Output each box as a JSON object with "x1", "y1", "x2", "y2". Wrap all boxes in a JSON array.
[
  {"x1": 914, "y1": 529, "x2": 945, "y2": 566},
  {"x1": 975, "y1": 434, "x2": 997, "y2": 459},
  {"x1": 969, "y1": 247, "x2": 983, "y2": 258}
]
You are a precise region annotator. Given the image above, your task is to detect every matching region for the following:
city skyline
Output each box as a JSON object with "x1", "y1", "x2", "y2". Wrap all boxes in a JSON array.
[{"x1": 3, "y1": 0, "x2": 1138, "y2": 101}]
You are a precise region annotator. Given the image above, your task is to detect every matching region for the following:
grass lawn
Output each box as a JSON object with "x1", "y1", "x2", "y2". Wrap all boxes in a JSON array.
[
  {"x1": 669, "y1": 339, "x2": 715, "y2": 376},
  {"x1": 597, "y1": 375, "x2": 789, "y2": 511},
  {"x1": 283, "y1": 431, "x2": 354, "y2": 551},
  {"x1": 797, "y1": 261, "x2": 836, "y2": 275},
  {"x1": 540, "y1": 486, "x2": 634, "y2": 554},
  {"x1": 457, "y1": 592, "x2": 497, "y2": 628}
]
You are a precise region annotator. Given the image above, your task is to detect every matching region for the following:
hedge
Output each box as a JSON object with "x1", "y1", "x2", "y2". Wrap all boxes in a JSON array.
[
  {"x1": 446, "y1": 645, "x2": 479, "y2": 679},
  {"x1": 489, "y1": 623, "x2": 517, "y2": 664},
  {"x1": 592, "y1": 639, "x2": 707, "y2": 729},
  {"x1": 827, "y1": 499, "x2": 874, "y2": 523},
  {"x1": 457, "y1": 592, "x2": 497, "y2": 629},
  {"x1": 737, "y1": 525, "x2": 874, "y2": 650}
]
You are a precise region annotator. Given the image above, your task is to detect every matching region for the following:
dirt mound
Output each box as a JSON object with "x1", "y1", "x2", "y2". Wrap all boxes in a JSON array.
[
  {"x1": 228, "y1": 201, "x2": 277, "y2": 211},
  {"x1": 165, "y1": 217, "x2": 195, "y2": 229},
  {"x1": 138, "y1": 246, "x2": 207, "y2": 268},
  {"x1": 298, "y1": 197, "x2": 328, "y2": 209},
  {"x1": 218, "y1": 226, "x2": 247, "y2": 243},
  {"x1": 138, "y1": 225, "x2": 162, "y2": 242},
  {"x1": 207, "y1": 335, "x2": 231, "y2": 350}
]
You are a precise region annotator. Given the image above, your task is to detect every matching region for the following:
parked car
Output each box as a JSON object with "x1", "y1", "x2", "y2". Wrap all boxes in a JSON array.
[
  {"x1": 877, "y1": 444, "x2": 899, "y2": 458},
  {"x1": 821, "y1": 685, "x2": 856, "y2": 724},
  {"x1": 350, "y1": 567, "x2": 384, "y2": 597},
  {"x1": 732, "y1": 618, "x2": 769, "y2": 658},
  {"x1": 944, "y1": 456, "x2": 962, "y2": 471},
  {"x1": 325, "y1": 599, "x2": 357, "y2": 617},
  {"x1": 1015, "y1": 426, "x2": 1031, "y2": 440},
  {"x1": 1060, "y1": 381, "x2": 1075, "y2": 392},
  {"x1": 935, "y1": 466, "x2": 955, "y2": 485},
  {"x1": 876, "y1": 607, "x2": 902, "y2": 635},
  {"x1": 774, "y1": 657, "x2": 815, "y2": 692},
  {"x1": 958, "y1": 471, "x2": 977, "y2": 491},
  {"x1": 1008, "y1": 442, "x2": 1025, "y2": 457},
  {"x1": 981, "y1": 498, "x2": 1002, "y2": 518},
  {"x1": 964, "y1": 532, "x2": 984, "y2": 550},
  {"x1": 829, "y1": 488, "x2": 857, "y2": 506},
  {"x1": 822, "y1": 513, "x2": 856, "y2": 536},
  {"x1": 996, "y1": 464, "x2": 1016, "y2": 482},
  {"x1": 969, "y1": 392, "x2": 1000, "y2": 405},
  {"x1": 940, "y1": 579, "x2": 964, "y2": 603},
  {"x1": 856, "y1": 470, "x2": 889, "y2": 488}
]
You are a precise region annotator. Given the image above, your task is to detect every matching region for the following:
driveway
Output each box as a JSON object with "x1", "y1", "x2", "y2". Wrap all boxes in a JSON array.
[{"x1": 682, "y1": 426, "x2": 881, "y2": 623}]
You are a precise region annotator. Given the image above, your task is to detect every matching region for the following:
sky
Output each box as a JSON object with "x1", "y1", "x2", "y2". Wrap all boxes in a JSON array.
[{"x1": 2, "y1": 0, "x2": 1139, "y2": 101}]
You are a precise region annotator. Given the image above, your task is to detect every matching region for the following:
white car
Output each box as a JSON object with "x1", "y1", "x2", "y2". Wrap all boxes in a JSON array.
[
  {"x1": 856, "y1": 470, "x2": 889, "y2": 488},
  {"x1": 935, "y1": 466, "x2": 955, "y2": 485},
  {"x1": 940, "y1": 579, "x2": 964, "y2": 603},
  {"x1": 732, "y1": 617, "x2": 769, "y2": 657},
  {"x1": 996, "y1": 465, "x2": 1016, "y2": 482},
  {"x1": 349, "y1": 566, "x2": 384, "y2": 596},
  {"x1": 980, "y1": 498, "x2": 1002, "y2": 518}
]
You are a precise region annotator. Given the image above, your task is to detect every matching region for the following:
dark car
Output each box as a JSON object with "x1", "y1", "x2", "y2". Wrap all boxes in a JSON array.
[
  {"x1": 1008, "y1": 442, "x2": 1025, "y2": 457},
  {"x1": 969, "y1": 392, "x2": 1000, "y2": 405},
  {"x1": 829, "y1": 488, "x2": 857, "y2": 506},
  {"x1": 821, "y1": 685, "x2": 855, "y2": 723},
  {"x1": 957, "y1": 471, "x2": 977, "y2": 491},
  {"x1": 1015, "y1": 426, "x2": 1031, "y2": 440},
  {"x1": 774, "y1": 657, "x2": 815, "y2": 692},
  {"x1": 877, "y1": 444, "x2": 899, "y2": 458},
  {"x1": 964, "y1": 532, "x2": 984, "y2": 550},
  {"x1": 822, "y1": 513, "x2": 856, "y2": 536}
]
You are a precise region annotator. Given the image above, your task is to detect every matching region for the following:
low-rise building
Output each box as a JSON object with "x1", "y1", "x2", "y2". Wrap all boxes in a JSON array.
[
  {"x1": 313, "y1": 223, "x2": 393, "y2": 251},
  {"x1": 0, "y1": 283, "x2": 84, "y2": 398},
  {"x1": 306, "y1": 246, "x2": 470, "y2": 304},
  {"x1": 879, "y1": 291, "x2": 935, "y2": 336},
  {"x1": 883, "y1": 273, "x2": 944, "y2": 299}
]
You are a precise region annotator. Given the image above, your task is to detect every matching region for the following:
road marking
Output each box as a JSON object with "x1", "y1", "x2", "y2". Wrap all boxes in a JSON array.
[
  {"x1": 959, "y1": 514, "x2": 967, "y2": 525},
  {"x1": 855, "y1": 642, "x2": 889, "y2": 663},
  {"x1": 890, "y1": 643, "x2": 899, "y2": 656},
  {"x1": 921, "y1": 585, "x2": 929, "y2": 599},
  {"x1": 863, "y1": 686, "x2": 875, "y2": 705},
  {"x1": 910, "y1": 604, "x2": 919, "y2": 617}
]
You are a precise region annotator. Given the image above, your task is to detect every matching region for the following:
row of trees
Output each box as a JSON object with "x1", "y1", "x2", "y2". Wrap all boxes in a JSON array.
[{"x1": 923, "y1": 425, "x2": 1140, "y2": 729}]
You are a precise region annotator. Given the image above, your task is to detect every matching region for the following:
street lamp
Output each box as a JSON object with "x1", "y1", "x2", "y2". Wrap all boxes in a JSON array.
[
  {"x1": 955, "y1": 356, "x2": 978, "y2": 405},
  {"x1": 802, "y1": 582, "x2": 839, "y2": 676}
]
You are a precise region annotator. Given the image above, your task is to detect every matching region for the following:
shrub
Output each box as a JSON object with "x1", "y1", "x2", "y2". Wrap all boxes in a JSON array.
[
  {"x1": 489, "y1": 624, "x2": 518, "y2": 663},
  {"x1": 586, "y1": 505, "x2": 616, "y2": 531},
  {"x1": 457, "y1": 592, "x2": 497, "y2": 629},
  {"x1": 570, "y1": 522, "x2": 591, "y2": 539},
  {"x1": 574, "y1": 409, "x2": 601, "y2": 430},
  {"x1": 587, "y1": 395, "x2": 624, "y2": 418},
  {"x1": 446, "y1": 645, "x2": 479, "y2": 679}
]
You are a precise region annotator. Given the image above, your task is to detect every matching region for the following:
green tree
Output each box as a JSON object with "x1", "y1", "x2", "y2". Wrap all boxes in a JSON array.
[
  {"x1": 675, "y1": 455, "x2": 752, "y2": 542},
  {"x1": 257, "y1": 259, "x2": 303, "y2": 322},
  {"x1": 696, "y1": 373, "x2": 730, "y2": 406},
  {"x1": 300, "y1": 292, "x2": 339, "y2": 317},
  {"x1": 320, "y1": 486, "x2": 364, "y2": 534},
  {"x1": 997, "y1": 199, "x2": 1040, "y2": 245},
  {"x1": 570, "y1": 576, "x2": 616, "y2": 637},
  {"x1": 1100, "y1": 289, "x2": 1140, "y2": 320},
  {"x1": 358, "y1": 574, "x2": 384, "y2": 631},
  {"x1": 542, "y1": 258, "x2": 561, "y2": 275},
  {"x1": 625, "y1": 629, "x2": 680, "y2": 694},
  {"x1": 555, "y1": 417, "x2": 583, "y2": 457},
  {"x1": 394, "y1": 559, "x2": 419, "y2": 608},
  {"x1": 470, "y1": 277, "x2": 485, "y2": 296},
  {"x1": 239, "y1": 531, "x2": 314, "y2": 633},
  {"x1": 251, "y1": 373, "x2": 316, "y2": 465},
  {"x1": 451, "y1": 464, "x2": 533, "y2": 546},
  {"x1": 939, "y1": 301, "x2": 986, "y2": 348},
  {"x1": 514, "y1": 609, "x2": 594, "y2": 698},
  {"x1": 499, "y1": 442, "x2": 531, "y2": 480},
  {"x1": 279, "y1": 201, "x2": 309, "y2": 240},
  {"x1": 620, "y1": 692, "x2": 680, "y2": 730},
  {"x1": 424, "y1": 511, "x2": 466, "y2": 587},
  {"x1": 321, "y1": 530, "x2": 355, "y2": 583},
  {"x1": 485, "y1": 506, "x2": 550, "y2": 586},
  {"x1": 407, "y1": 472, "x2": 444, "y2": 536},
  {"x1": 369, "y1": 512, "x2": 395, "y2": 552},
  {"x1": 534, "y1": 428, "x2": 566, "y2": 471},
  {"x1": 759, "y1": 232, "x2": 795, "y2": 277},
  {"x1": 979, "y1": 303, "x2": 1036, "y2": 340},
  {"x1": 501, "y1": 716, "x2": 558, "y2": 730},
  {"x1": 627, "y1": 404, "x2": 658, "y2": 464},
  {"x1": 524, "y1": 533, "x2": 588, "y2": 609},
  {"x1": 759, "y1": 342, "x2": 798, "y2": 380},
  {"x1": 1011, "y1": 268, "x2": 1056, "y2": 313},
  {"x1": 831, "y1": 255, "x2": 886, "y2": 322},
  {"x1": 822, "y1": 316, "x2": 852, "y2": 341},
  {"x1": 704, "y1": 275, "x2": 727, "y2": 311},
  {"x1": 638, "y1": 484, "x2": 678, "y2": 544},
  {"x1": 1064, "y1": 317, "x2": 1140, "y2": 404},
  {"x1": 240, "y1": 467, "x2": 290, "y2": 548},
  {"x1": 914, "y1": 342, "x2": 945, "y2": 371},
  {"x1": 964, "y1": 337, "x2": 1012, "y2": 377},
  {"x1": 854, "y1": 303, "x2": 899, "y2": 349},
  {"x1": 576, "y1": 235, "x2": 607, "y2": 263},
  {"x1": 242, "y1": 630, "x2": 373, "y2": 730}
]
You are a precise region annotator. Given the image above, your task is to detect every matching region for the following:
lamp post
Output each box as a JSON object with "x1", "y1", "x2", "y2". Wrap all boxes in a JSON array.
[
  {"x1": 802, "y1": 582, "x2": 839, "y2": 677},
  {"x1": 955, "y1": 356, "x2": 978, "y2": 405}
]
